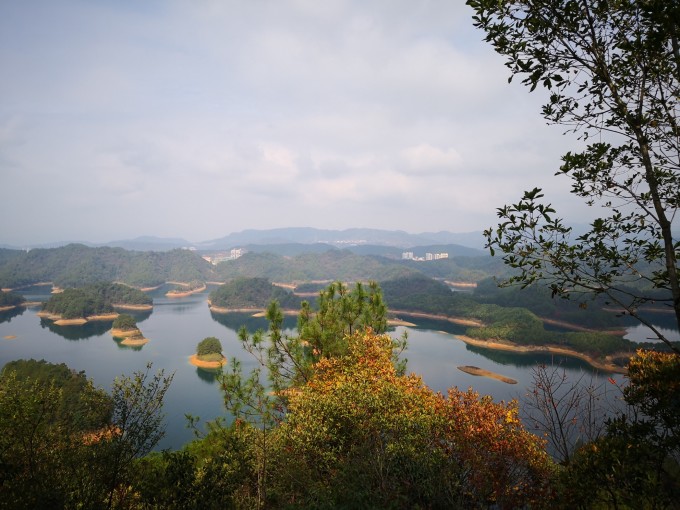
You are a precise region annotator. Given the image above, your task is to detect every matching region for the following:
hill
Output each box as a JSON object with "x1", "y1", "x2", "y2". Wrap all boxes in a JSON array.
[
  {"x1": 209, "y1": 277, "x2": 302, "y2": 310},
  {"x1": 0, "y1": 244, "x2": 213, "y2": 289}
]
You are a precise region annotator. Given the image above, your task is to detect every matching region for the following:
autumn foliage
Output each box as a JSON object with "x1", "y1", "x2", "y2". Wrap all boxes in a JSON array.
[{"x1": 274, "y1": 331, "x2": 555, "y2": 508}]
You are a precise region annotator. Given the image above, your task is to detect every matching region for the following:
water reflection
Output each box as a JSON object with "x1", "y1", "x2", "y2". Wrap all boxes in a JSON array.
[
  {"x1": 464, "y1": 342, "x2": 596, "y2": 370},
  {"x1": 39, "y1": 318, "x2": 113, "y2": 340},
  {"x1": 113, "y1": 338, "x2": 144, "y2": 351},
  {"x1": 195, "y1": 367, "x2": 220, "y2": 384},
  {"x1": 210, "y1": 311, "x2": 297, "y2": 333},
  {"x1": 0, "y1": 307, "x2": 25, "y2": 324},
  {"x1": 118, "y1": 309, "x2": 153, "y2": 324}
]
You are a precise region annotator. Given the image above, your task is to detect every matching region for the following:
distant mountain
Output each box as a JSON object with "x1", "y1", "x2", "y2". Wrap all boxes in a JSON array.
[
  {"x1": 103, "y1": 236, "x2": 193, "y2": 251},
  {"x1": 198, "y1": 228, "x2": 486, "y2": 250}
]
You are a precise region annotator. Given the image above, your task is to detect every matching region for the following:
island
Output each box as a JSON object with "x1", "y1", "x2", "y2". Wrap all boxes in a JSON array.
[
  {"x1": 208, "y1": 277, "x2": 301, "y2": 313},
  {"x1": 165, "y1": 280, "x2": 207, "y2": 298},
  {"x1": 0, "y1": 289, "x2": 26, "y2": 312},
  {"x1": 457, "y1": 365, "x2": 518, "y2": 384},
  {"x1": 189, "y1": 336, "x2": 226, "y2": 369},
  {"x1": 39, "y1": 283, "x2": 153, "y2": 325},
  {"x1": 110, "y1": 314, "x2": 149, "y2": 346}
]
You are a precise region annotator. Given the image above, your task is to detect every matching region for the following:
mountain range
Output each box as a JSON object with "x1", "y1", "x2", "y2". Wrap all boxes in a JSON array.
[{"x1": 3, "y1": 228, "x2": 486, "y2": 252}]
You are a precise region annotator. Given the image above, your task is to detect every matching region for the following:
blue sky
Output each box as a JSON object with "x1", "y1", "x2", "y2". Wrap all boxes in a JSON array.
[{"x1": 0, "y1": 0, "x2": 590, "y2": 245}]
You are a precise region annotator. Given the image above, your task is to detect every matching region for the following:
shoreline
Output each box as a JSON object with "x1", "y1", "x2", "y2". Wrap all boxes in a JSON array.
[
  {"x1": 111, "y1": 327, "x2": 149, "y2": 346},
  {"x1": 37, "y1": 311, "x2": 120, "y2": 326},
  {"x1": 113, "y1": 303, "x2": 153, "y2": 311},
  {"x1": 208, "y1": 303, "x2": 299, "y2": 317},
  {"x1": 166, "y1": 284, "x2": 207, "y2": 298},
  {"x1": 0, "y1": 301, "x2": 47, "y2": 312},
  {"x1": 189, "y1": 354, "x2": 227, "y2": 369},
  {"x1": 455, "y1": 335, "x2": 628, "y2": 374},
  {"x1": 389, "y1": 310, "x2": 483, "y2": 327}
]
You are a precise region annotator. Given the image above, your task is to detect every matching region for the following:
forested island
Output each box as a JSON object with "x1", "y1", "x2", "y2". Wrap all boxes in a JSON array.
[
  {"x1": 39, "y1": 283, "x2": 152, "y2": 324},
  {"x1": 0, "y1": 289, "x2": 26, "y2": 311},
  {"x1": 111, "y1": 314, "x2": 148, "y2": 346}
]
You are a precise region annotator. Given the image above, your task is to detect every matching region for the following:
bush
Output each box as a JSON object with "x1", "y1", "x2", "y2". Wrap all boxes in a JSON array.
[{"x1": 197, "y1": 337, "x2": 222, "y2": 357}]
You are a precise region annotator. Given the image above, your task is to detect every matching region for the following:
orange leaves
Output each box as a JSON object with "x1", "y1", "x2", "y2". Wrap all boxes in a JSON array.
[{"x1": 278, "y1": 330, "x2": 556, "y2": 507}]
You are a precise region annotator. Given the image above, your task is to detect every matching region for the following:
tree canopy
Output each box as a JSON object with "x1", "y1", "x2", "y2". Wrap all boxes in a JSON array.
[{"x1": 468, "y1": 0, "x2": 680, "y2": 350}]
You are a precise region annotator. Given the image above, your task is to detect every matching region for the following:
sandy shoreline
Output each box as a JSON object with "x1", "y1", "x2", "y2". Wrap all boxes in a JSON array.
[
  {"x1": 389, "y1": 310, "x2": 483, "y2": 327},
  {"x1": 166, "y1": 284, "x2": 207, "y2": 298},
  {"x1": 208, "y1": 303, "x2": 298, "y2": 316},
  {"x1": 455, "y1": 335, "x2": 627, "y2": 374},
  {"x1": 457, "y1": 365, "x2": 518, "y2": 384},
  {"x1": 189, "y1": 354, "x2": 227, "y2": 369},
  {"x1": 0, "y1": 305, "x2": 16, "y2": 312},
  {"x1": 37, "y1": 311, "x2": 120, "y2": 326},
  {"x1": 111, "y1": 327, "x2": 148, "y2": 346},
  {"x1": 113, "y1": 303, "x2": 153, "y2": 311}
]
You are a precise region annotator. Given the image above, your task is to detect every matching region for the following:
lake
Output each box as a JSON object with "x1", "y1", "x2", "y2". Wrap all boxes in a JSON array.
[{"x1": 1, "y1": 284, "x2": 669, "y2": 451}]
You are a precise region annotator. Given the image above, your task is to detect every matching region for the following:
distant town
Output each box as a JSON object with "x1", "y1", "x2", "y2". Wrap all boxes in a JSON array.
[{"x1": 202, "y1": 248, "x2": 244, "y2": 265}]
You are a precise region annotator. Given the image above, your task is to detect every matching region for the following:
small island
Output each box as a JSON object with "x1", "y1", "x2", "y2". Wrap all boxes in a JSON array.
[
  {"x1": 457, "y1": 365, "x2": 518, "y2": 384},
  {"x1": 39, "y1": 282, "x2": 153, "y2": 325},
  {"x1": 0, "y1": 289, "x2": 26, "y2": 312},
  {"x1": 189, "y1": 336, "x2": 226, "y2": 369},
  {"x1": 165, "y1": 280, "x2": 207, "y2": 298},
  {"x1": 111, "y1": 314, "x2": 148, "y2": 346}
]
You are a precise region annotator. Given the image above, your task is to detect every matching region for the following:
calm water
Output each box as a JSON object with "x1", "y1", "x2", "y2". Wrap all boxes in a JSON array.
[{"x1": 3, "y1": 284, "x2": 669, "y2": 451}]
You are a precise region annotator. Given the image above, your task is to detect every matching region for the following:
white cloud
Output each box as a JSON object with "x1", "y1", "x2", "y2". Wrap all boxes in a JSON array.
[{"x1": 0, "y1": 0, "x2": 587, "y2": 245}]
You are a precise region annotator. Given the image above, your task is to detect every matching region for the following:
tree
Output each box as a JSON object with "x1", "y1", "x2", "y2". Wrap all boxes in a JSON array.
[
  {"x1": 559, "y1": 351, "x2": 680, "y2": 507},
  {"x1": 217, "y1": 281, "x2": 403, "y2": 508},
  {"x1": 274, "y1": 330, "x2": 556, "y2": 508},
  {"x1": 467, "y1": 0, "x2": 680, "y2": 350},
  {"x1": 196, "y1": 337, "x2": 223, "y2": 357},
  {"x1": 100, "y1": 363, "x2": 174, "y2": 509}
]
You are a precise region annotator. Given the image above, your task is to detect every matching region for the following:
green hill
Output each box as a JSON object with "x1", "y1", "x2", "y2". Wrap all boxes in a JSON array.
[
  {"x1": 0, "y1": 244, "x2": 213, "y2": 289},
  {"x1": 209, "y1": 277, "x2": 301, "y2": 310}
]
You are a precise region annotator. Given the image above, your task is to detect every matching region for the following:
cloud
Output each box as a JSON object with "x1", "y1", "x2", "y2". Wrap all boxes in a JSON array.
[{"x1": 0, "y1": 0, "x2": 589, "y2": 245}]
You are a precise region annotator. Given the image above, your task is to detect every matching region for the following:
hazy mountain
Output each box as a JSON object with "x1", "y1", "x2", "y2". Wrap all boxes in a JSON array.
[
  {"x1": 199, "y1": 228, "x2": 486, "y2": 250},
  {"x1": 103, "y1": 236, "x2": 193, "y2": 251}
]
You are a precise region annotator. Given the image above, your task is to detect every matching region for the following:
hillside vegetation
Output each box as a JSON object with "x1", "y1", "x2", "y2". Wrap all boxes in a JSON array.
[
  {"x1": 209, "y1": 277, "x2": 301, "y2": 310},
  {"x1": 42, "y1": 283, "x2": 152, "y2": 319},
  {"x1": 0, "y1": 244, "x2": 213, "y2": 289}
]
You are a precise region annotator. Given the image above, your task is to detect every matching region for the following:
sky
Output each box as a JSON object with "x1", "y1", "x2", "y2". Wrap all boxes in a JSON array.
[{"x1": 0, "y1": 0, "x2": 593, "y2": 246}]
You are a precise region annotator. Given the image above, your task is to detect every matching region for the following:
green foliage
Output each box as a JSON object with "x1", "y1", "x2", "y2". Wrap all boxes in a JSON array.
[
  {"x1": 469, "y1": 0, "x2": 680, "y2": 349},
  {"x1": 0, "y1": 360, "x2": 109, "y2": 509},
  {"x1": 112, "y1": 313, "x2": 137, "y2": 330},
  {"x1": 0, "y1": 289, "x2": 25, "y2": 307},
  {"x1": 209, "y1": 277, "x2": 301, "y2": 310},
  {"x1": 558, "y1": 351, "x2": 680, "y2": 508},
  {"x1": 0, "y1": 244, "x2": 213, "y2": 289},
  {"x1": 196, "y1": 337, "x2": 222, "y2": 356},
  {"x1": 0, "y1": 360, "x2": 173, "y2": 510},
  {"x1": 42, "y1": 282, "x2": 151, "y2": 319},
  {"x1": 215, "y1": 249, "x2": 420, "y2": 283}
]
